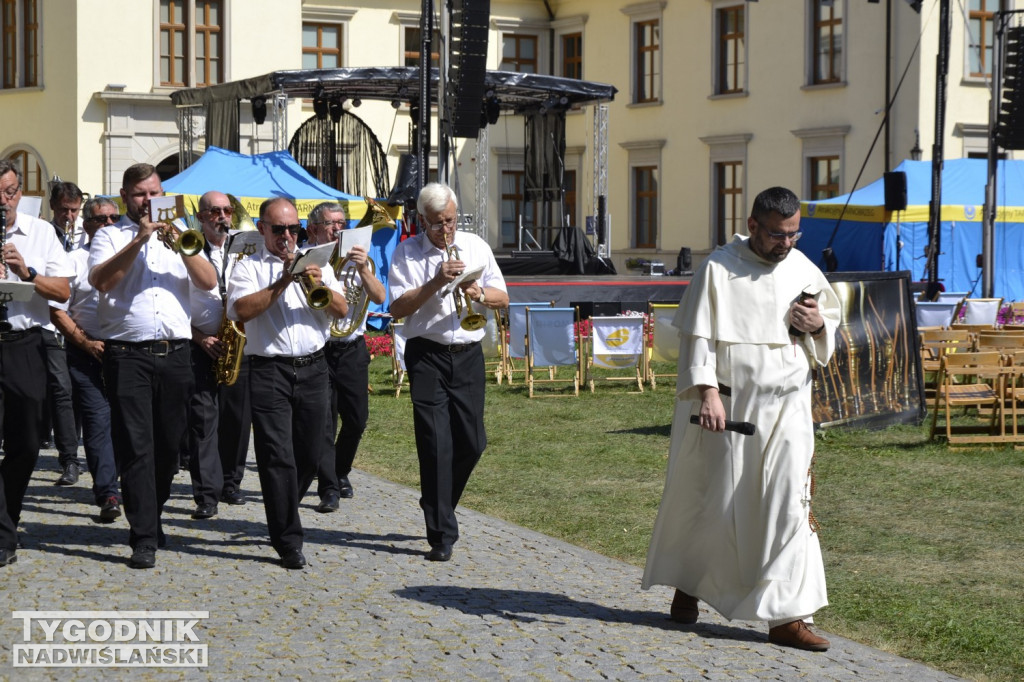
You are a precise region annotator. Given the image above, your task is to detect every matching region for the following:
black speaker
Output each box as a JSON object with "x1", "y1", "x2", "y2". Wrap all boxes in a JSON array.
[
  {"x1": 446, "y1": 0, "x2": 490, "y2": 138},
  {"x1": 884, "y1": 171, "x2": 907, "y2": 211},
  {"x1": 676, "y1": 247, "x2": 692, "y2": 275}
]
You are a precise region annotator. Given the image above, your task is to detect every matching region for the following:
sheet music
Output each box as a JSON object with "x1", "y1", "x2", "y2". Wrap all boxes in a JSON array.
[
  {"x1": 440, "y1": 265, "x2": 484, "y2": 296},
  {"x1": 337, "y1": 225, "x2": 372, "y2": 260},
  {"x1": 289, "y1": 242, "x2": 336, "y2": 275},
  {"x1": 0, "y1": 280, "x2": 39, "y2": 302}
]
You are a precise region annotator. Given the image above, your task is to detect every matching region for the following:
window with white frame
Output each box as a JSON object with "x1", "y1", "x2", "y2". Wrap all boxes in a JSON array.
[
  {"x1": 713, "y1": 3, "x2": 746, "y2": 96},
  {"x1": 701, "y1": 133, "x2": 750, "y2": 246},
  {"x1": 620, "y1": 139, "x2": 665, "y2": 249},
  {"x1": 1, "y1": 0, "x2": 38, "y2": 89},
  {"x1": 808, "y1": 0, "x2": 843, "y2": 86},
  {"x1": 792, "y1": 126, "x2": 848, "y2": 199},
  {"x1": 621, "y1": 2, "x2": 664, "y2": 105},
  {"x1": 158, "y1": 0, "x2": 226, "y2": 88}
]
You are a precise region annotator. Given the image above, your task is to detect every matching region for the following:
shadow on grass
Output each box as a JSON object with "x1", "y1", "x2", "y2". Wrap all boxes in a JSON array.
[
  {"x1": 606, "y1": 424, "x2": 672, "y2": 437},
  {"x1": 392, "y1": 585, "x2": 763, "y2": 643}
]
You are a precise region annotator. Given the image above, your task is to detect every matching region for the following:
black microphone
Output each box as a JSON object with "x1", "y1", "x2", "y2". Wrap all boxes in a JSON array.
[{"x1": 689, "y1": 415, "x2": 756, "y2": 436}]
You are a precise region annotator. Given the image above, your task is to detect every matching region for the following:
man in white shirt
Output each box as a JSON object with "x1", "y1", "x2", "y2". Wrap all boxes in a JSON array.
[
  {"x1": 0, "y1": 159, "x2": 74, "y2": 568},
  {"x1": 388, "y1": 183, "x2": 508, "y2": 562},
  {"x1": 227, "y1": 197, "x2": 348, "y2": 569},
  {"x1": 49, "y1": 197, "x2": 122, "y2": 522},
  {"x1": 307, "y1": 201, "x2": 386, "y2": 512},
  {"x1": 89, "y1": 163, "x2": 217, "y2": 569}
]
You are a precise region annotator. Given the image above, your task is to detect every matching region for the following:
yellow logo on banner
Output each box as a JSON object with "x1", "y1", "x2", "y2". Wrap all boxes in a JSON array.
[{"x1": 605, "y1": 328, "x2": 630, "y2": 347}]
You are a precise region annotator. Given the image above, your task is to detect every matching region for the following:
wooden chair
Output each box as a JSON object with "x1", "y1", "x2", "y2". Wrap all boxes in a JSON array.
[
  {"x1": 974, "y1": 331, "x2": 1024, "y2": 352},
  {"x1": 480, "y1": 309, "x2": 505, "y2": 384},
  {"x1": 1006, "y1": 301, "x2": 1024, "y2": 325},
  {"x1": 938, "y1": 351, "x2": 1014, "y2": 445},
  {"x1": 586, "y1": 315, "x2": 645, "y2": 393},
  {"x1": 524, "y1": 306, "x2": 582, "y2": 398},
  {"x1": 958, "y1": 297, "x2": 1004, "y2": 326},
  {"x1": 921, "y1": 329, "x2": 973, "y2": 435},
  {"x1": 915, "y1": 301, "x2": 959, "y2": 329},
  {"x1": 646, "y1": 302, "x2": 680, "y2": 389},
  {"x1": 504, "y1": 301, "x2": 553, "y2": 385},
  {"x1": 390, "y1": 320, "x2": 407, "y2": 398}
]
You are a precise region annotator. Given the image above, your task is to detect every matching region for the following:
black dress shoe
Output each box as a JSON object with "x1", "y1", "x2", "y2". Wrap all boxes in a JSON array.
[
  {"x1": 426, "y1": 545, "x2": 453, "y2": 562},
  {"x1": 56, "y1": 462, "x2": 80, "y2": 486},
  {"x1": 316, "y1": 492, "x2": 340, "y2": 513},
  {"x1": 191, "y1": 503, "x2": 218, "y2": 519},
  {"x1": 338, "y1": 476, "x2": 354, "y2": 499},
  {"x1": 220, "y1": 489, "x2": 246, "y2": 505},
  {"x1": 0, "y1": 548, "x2": 16, "y2": 567},
  {"x1": 129, "y1": 546, "x2": 156, "y2": 569},
  {"x1": 280, "y1": 549, "x2": 306, "y2": 569}
]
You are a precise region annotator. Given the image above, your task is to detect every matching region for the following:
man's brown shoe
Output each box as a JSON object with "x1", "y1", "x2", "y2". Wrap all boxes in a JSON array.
[
  {"x1": 669, "y1": 589, "x2": 699, "y2": 624},
  {"x1": 768, "y1": 620, "x2": 831, "y2": 652}
]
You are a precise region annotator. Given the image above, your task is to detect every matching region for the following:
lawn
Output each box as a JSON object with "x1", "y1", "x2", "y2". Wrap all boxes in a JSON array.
[{"x1": 358, "y1": 353, "x2": 1024, "y2": 682}]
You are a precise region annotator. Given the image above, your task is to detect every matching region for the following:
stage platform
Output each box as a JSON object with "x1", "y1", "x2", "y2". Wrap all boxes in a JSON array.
[{"x1": 505, "y1": 275, "x2": 688, "y2": 317}]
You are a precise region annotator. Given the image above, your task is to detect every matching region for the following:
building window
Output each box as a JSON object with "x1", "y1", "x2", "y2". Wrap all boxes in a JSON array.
[
  {"x1": 811, "y1": 0, "x2": 842, "y2": 85},
  {"x1": 809, "y1": 156, "x2": 840, "y2": 200},
  {"x1": 7, "y1": 149, "x2": 42, "y2": 197},
  {"x1": 501, "y1": 34, "x2": 537, "y2": 73},
  {"x1": 159, "y1": 0, "x2": 224, "y2": 88},
  {"x1": 303, "y1": 23, "x2": 342, "y2": 69},
  {"x1": 561, "y1": 32, "x2": 582, "y2": 80},
  {"x1": 968, "y1": 0, "x2": 995, "y2": 79},
  {"x1": 714, "y1": 161, "x2": 744, "y2": 246},
  {"x1": 501, "y1": 170, "x2": 535, "y2": 248},
  {"x1": 716, "y1": 5, "x2": 745, "y2": 95},
  {"x1": 633, "y1": 20, "x2": 660, "y2": 103},
  {"x1": 1, "y1": 0, "x2": 38, "y2": 89},
  {"x1": 403, "y1": 26, "x2": 440, "y2": 68},
  {"x1": 634, "y1": 166, "x2": 658, "y2": 249}
]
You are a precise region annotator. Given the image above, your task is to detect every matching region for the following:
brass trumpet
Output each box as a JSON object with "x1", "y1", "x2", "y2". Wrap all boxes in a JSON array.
[
  {"x1": 444, "y1": 232, "x2": 486, "y2": 331},
  {"x1": 330, "y1": 250, "x2": 374, "y2": 337},
  {"x1": 294, "y1": 268, "x2": 333, "y2": 310},
  {"x1": 158, "y1": 223, "x2": 205, "y2": 256}
]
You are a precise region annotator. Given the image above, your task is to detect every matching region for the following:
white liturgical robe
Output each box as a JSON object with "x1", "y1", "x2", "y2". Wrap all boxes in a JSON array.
[{"x1": 642, "y1": 234, "x2": 842, "y2": 622}]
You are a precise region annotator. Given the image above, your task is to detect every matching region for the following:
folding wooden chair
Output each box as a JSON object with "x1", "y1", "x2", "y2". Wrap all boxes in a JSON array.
[
  {"x1": 524, "y1": 306, "x2": 582, "y2": 398},
  {"x1": 914, "y1": 301, "x2": 959, "y2": 330},
  {"x1": 974, "y1": 331, "x2": 1024, "y2": 353},
  {"x1": 480, "y1": 309, "x2": 505, "y2": 384},
  {"x1": 586, "y1": 315, "x2": 645, "y2": 393},
  {"x1": 504, "y1": 301, "x2": 553, "y2": 385},
  {"x1": 921, "y1": 329, "x2": 973, "y2": 435},
  {"x1": 390, "y1": 320, "x2": 407, "y2": 398},
  {"x1": 939, "y1": 351, "x2": 1014, "y2": 445},
  {"x1": 957, "y1": 297, "x2": 1004, "y2": 326},
  {"x1": 646, "y1": 302, "x2": 680, "y2": 390}
]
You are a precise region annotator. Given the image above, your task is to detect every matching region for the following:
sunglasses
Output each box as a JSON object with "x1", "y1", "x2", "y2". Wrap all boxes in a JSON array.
[
  {"x1": 268, "y1": 224, "x2": 302, "y2": 236},
  {"x1": 87, "y1": 214, "x2": 120, "y2": 224},
  {"x1": 202, "y1": 206, "x2": 234, "y2": 216}
]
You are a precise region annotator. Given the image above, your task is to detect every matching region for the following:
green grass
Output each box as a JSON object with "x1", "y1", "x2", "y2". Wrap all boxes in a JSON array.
[{"x1": 359, "y1": 353, "x2": 1024, "y2": 681}]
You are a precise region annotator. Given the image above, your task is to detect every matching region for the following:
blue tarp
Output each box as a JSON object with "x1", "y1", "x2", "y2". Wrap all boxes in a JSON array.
[
  {"x1": 798, "y1": 158, "x2": 1024, "y2": 301},
  {"x1": 164, "y1": 146, "x2": 399, "y2": 329}
]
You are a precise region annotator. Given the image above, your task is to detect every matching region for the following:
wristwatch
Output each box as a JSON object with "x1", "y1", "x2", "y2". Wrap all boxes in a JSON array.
[
  {"x1": 477, "y1": 287, "x2": 486, "y2": 304},
  {"x1": 22, "y1": 267, "x2": 37, "y2": 283}
]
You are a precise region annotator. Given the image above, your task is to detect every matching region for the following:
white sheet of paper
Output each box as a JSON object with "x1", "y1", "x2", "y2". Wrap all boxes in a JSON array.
[
  {"x1": 0, "y1": 280, "x2": 38, "y2": 302},
  {"x1": 17, "y1": 196, "x2": 42, "y2": 219},
  {"x1": 149, "y1": 195, "x2": 185, "y2": 222},
  {"x1": 338, "y1": 225, "x2": 372, "y2": 260},
  {"x1": 440, "y1": 265, "x2": 485, "y2": 296},
  {"x1": 289, "y1": 242, "x2": 336, "y2": 275},
  {"x1": 226, "y1": 230, "x2": 264, "y2": 257}
]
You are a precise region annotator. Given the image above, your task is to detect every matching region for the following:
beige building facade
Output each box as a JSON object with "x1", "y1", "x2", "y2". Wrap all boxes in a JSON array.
[{"x1": 0, "y1": 0, "x2": 1012, "y2": 271}]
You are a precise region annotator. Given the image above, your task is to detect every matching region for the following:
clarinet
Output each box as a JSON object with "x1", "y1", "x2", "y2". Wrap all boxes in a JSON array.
[{"x1": 0, "y1": 206, "x2": 11, "y2": 332}]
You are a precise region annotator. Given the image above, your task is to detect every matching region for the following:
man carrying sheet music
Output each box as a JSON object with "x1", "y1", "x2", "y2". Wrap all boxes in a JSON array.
[
  {"x1": 0, "y1": 159, "x2": 74, "y2": 567},
  {"x1": 387, "y1": 183, "x2": 508, "y2": 562}
]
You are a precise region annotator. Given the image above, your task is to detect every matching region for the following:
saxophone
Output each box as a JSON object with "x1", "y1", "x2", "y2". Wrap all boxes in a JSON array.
[{"x1": 214, "y1": 314, "x2": 246, "y2": 386}]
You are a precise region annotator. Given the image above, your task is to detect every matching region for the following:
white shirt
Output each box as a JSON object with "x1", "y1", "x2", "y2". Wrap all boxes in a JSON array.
[
  {"x1": 190, "y1": 241, "x2": 226, "y2": 337},
  {"x1": 51, "y1": 245, "x2": 101, "y2": 336},
  {"x1": 226, "y1": 244, "x2": 344, "y2": 357},
  {"x1": 388, "y1": 231, "x2": 506, "y2": 345},
  {"x1": 3, "y1": 212, "x2": 74, "y2": 331},
  {"x1": 88, "y1": 216, "x2": 204, "y2": 341}
]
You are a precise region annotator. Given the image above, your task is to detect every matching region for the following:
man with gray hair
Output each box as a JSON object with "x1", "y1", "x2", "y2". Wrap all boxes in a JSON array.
[
  {"x1": 49, "y1": 196, "x2": 122, "y2": 521},
  {"x1": 388, "y1": 182, "x2": 508, "y2": 562}
]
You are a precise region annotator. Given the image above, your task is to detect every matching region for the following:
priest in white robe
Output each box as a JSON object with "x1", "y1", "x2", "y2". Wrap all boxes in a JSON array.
[{"x1": 642, "y1": 187, "x2": 841, "y2": 652}]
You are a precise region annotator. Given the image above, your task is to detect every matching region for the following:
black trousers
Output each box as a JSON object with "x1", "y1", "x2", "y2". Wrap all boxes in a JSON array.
[
  {"x1": 67, "y1": 345, "x2": 119, "y2": 506},
  {"x1": 316, "y1": 336, "x2": 370, "y2": 497},
  {"x1": 405, "y1": 337, "x2": 486, "y2": 549},
  {"x1": 218, "y1": 357, "x2": 252, "y2": 496},
  {"x1": 0, "y1": 329, "x2": 46, "y2": 550},
  {"x1": 249, "y1": 353, "x2": 330, "y2": 557},
  {"x1": 187, "y1": 343, "x2": 223, "y2": 506},
  {"x1": 41, "y1": 328, "x2": 79, "y2": 466},
  {"x1": 102, "y1": 340, "x2": 193, "y2": 550}
]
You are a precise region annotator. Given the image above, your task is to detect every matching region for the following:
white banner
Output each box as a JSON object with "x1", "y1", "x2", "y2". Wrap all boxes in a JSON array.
[
  {"x1": 591, "y1": 316, "x2": 644, "y2": 369},
  {"x1": 528, "y1": 308, "x2": 576, "y2": 367}
]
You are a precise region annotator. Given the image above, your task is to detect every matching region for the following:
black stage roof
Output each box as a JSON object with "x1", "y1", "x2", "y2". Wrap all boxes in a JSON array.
[{"x1": 170, "y1": 67, "x2": 616, "y2": 115}]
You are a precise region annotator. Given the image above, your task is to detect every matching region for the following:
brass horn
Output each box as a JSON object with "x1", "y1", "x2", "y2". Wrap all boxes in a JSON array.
[
  {"x1": 444, "y1": 232, "x2": 486, "y2": 331},
  {"x1": 158, "y1": 197, "x2": 205, "y2": 256},
  {"x1": 330, "y1": 251, "x2": 375, "y2": 337}
]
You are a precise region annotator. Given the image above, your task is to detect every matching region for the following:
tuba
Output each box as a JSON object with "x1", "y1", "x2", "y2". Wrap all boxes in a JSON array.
[
  {"x1": 330, "y1": 251, "x2": 375, "y2": 337},
  {"x1": 444, "y1": 232, "x2": 487, "y2": 331}
]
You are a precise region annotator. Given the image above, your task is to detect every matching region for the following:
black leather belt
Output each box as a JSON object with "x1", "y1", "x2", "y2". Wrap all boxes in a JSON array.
[
  {"x1": 409, "y1": 337, "x2": 480, "y2": 354},
  {"x1": 107, "y1": 339, "x2": 189, "y2": 356},
  {"x1": 0, "y1": 327, "x2": 41, "y2": 342},
  {"x1": 253, "y1": 349, "x2": 325, "y2": 367}
]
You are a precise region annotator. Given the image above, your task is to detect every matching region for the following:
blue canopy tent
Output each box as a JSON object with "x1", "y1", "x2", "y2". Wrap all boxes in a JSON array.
[
  {"x1": 798, "y1": 158, "x2": 1024, "y2": 301},
  {"x1": 163, "y1": 146, "x2": 400, "y2": 329}
]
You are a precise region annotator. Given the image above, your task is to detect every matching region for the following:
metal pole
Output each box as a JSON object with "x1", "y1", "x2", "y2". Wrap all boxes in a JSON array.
[
  {"x1": 884, "y1": 0, "x2": 892, "y2": 172},
  {"x1": 982, "y1": 2, "x2": 1009, "y2": 298},
  {"x1": 925, "y1": 0, "x2": 950, "y2": 299},
  {"x1": 417, "y1": 0, "x2": 433, "y2": 194}
]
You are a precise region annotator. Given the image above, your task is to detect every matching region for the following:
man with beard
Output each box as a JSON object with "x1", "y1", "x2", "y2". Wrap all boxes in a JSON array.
[
  {"x1": 89, "y1": 163, "x2": 217, "y2": 569},
  {"x1": 642, "y1": 187, "x2": 842, "y2": 651}
]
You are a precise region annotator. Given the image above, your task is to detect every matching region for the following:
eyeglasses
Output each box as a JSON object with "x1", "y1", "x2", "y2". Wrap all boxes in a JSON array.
[
  {"x1": 761, "y1": 228, "x2": 803, "y2": 243},
  {"x1": 0, "y1": 185, "x2": 20, "y2": 200},
  {"x1": 268, "y1": 224, "x2": 302, "y2": 236},
  {"x1": 427, "y1": 217, "x2": 457, "y2": 232},
  {"x1": 86, "y1": 214, "x2": 120, "y2": 224},
  {"x1": 202, "y1": 206, "x2": 233, "y2": 216},
  {"x1": 313, "y1": 220, "x2": 346, "y2": 229}
]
